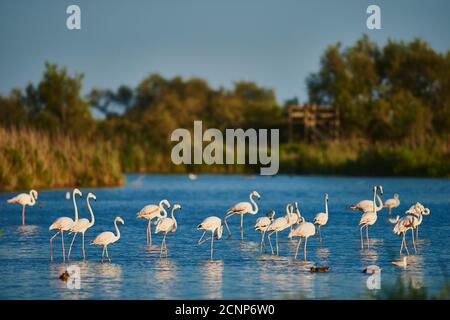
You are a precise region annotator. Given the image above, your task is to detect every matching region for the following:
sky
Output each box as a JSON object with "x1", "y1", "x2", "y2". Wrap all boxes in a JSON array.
[{"x1": 0, "y1": 0, "x2": 449, "y2": 103}]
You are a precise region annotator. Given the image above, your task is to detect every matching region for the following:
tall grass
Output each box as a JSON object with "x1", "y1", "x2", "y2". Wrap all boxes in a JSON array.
[{"x1": 0, "y1": 127, "x2": 123, "y2": 191}]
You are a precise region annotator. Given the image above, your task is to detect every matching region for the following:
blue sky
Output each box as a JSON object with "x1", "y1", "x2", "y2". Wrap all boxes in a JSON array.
[{"x1": 0, "y1": 0, "x2": 449, "y2": 103}]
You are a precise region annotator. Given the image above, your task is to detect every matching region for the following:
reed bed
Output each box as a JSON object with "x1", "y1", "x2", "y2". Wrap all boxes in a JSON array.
[{"x1": 0, "y1": 127, "x2": 123, "y2": 191}]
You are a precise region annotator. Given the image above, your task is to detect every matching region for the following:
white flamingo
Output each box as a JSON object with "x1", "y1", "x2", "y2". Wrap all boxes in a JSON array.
[
  {"x1": 313, "y1": 193, "x2": 329, "y2": 242},
  {"x1": 406, "y1": 202, "x2": 430, "y2": 239},
  {"x1": 393, "y1": 215, "x2": 416, "y2": 255},
  {"x1": 68, "y1": 192, "x2": 96, "y2": 260},
  {"x1": 287, "y1": 203, "x2": 301, "y2": 238},
  {"x1": 197, "y1": 216, "x2": 224, "y2": 259},
  {"x1": 254, "y1": 211, "x2": 275, "y2": 253},
  {"x1": 289, "y1": 207, "x2": 316, "y2": 261},
  {"x1": 91, "y1": 216, "x2": 124, "y2": 263},
  {"x1": 351, "y1": 185, "x2": 383, "y2": 213},
  {"x1": 359, "y1": 186, "x2": 380, "y2": 249},
  {"x1": 155, "y1": 204, "x2": 181, "y2": 258},
  {"x1": 7, "y1": 189, "x2": 38, "y2": 225},
  {"x1": 136, "y1": 199, "x2": 170, "y2": 245},
  {"x1": 384, "y1": 193, "x2": 400, "y2": 217},
  {"x1": 224, "y1": 191, "x2": 260, "y2": 240},
  {"x1": 267, "y1": 204, "x2": 292, "y2": 255},
  {"x1": 49, "y1": 188, "x2": 82, "y2": 261}
]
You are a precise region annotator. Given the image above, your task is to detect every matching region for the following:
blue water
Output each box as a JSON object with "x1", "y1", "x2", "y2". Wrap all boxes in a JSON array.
[{"x1": 0, "y1": 175, "x2": 449, "y2": 299}]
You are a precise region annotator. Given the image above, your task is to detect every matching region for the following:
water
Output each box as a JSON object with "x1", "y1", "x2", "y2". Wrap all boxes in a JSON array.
[{"x1": 0, "y1": 175, "x2": 449, "y2": 299}]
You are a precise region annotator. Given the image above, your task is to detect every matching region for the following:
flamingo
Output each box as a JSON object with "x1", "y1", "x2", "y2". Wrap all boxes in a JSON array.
[
  {"x1": 91, "y1": 216, "x2": 124, "y2": 263},
  {"x1": 197, "y1": 216, "x2": 224, "y2": 259},
  {"x1": 49, "y1": 188, "x2": 82, "y2": 261},
  {"x1": 392, "y1": 256, "x2": 408, "y2": 268},
  {"x1": 287, "y1": 203, "x2": 301, "y2": 239},
  {"x1": 155, "y1": 204, "x2": 181, "y2": 258},
  {"x1": 359, "y1": 186, "x2": 380, "y2": 249},
  {"x1": 393, "y1": 215, "x2": 416, "y2": 255},
  {"x1": 351, "y1": 185, "x2": 383, "y2": 213},
  {"x1": 7, "y1": 189, "x2": 38, "y2": 225},
  {"x1": 68, "y1": 192, "x2": 96, "y2": 260},
  {"x1": 406, "y1": 202, "x2": 430, "y2": 239},
  {"x1": 313, "y1": 193, "x2": 329, "y2": 242},
  {"x1": 136, "y1": 199, "x2": 170, "y2": 246},
  {"x1": 384, "y1": 193, "x2": 400, "y2": 217},
  {"x1": 254, "y1": 211, "x2": 275, "y2": 253},
  {"x1": 267, "y1": 204, "x2": 292, "y2": 255},
  {"x1": 224, "y1": 191, "x2": 260, "y2": 240},
  {"x1": 289, "y1": 206, "x2": 316, "y2": 261}
]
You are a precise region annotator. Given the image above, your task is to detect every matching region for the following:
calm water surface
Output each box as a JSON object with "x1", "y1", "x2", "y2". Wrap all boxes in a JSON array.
[{"x1": 0, "y1": 175, "x2": 449, "y2": 299}]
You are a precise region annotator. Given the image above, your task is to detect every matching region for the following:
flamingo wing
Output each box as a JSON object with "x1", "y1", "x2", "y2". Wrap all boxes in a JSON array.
[
  {"x1": 92, "y1": 231, "x2": 115, "y2": 245},
  {"x1": 228, "y1": 202, "x2": 252, "y2": 213},
  {"x1": 49, "y1": 217, "x2": 74, "y2": 231}
]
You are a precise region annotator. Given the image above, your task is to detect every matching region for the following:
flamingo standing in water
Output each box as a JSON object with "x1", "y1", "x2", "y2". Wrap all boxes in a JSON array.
[
  {"x1": 267, "y1": 204, "x2": 293, "y2": 255},
  {"x1": 384, "y1": 193, "x2": 400, "y2": 217},
  {"x1": 136, "y1": 199, "x2": 170, "y2": 246},
  {"x1": 7, "y1": 189, "x2": 38, "y2": 225},
  {"x1": 91, "y1": 216, "x2": 124, "y2": 263},
  {"x1": 155, "y1": 204, "x2": 181, "y2": 258},
  {"x1": 68, "y1": 192, "x2": 96, "y2": 260},
  {"x1": 351, "y1": 186, "x2": 383, "y2": 213},
  {"x1": 393, "y1": 215, "x2": 416, "y2": 255},
  {"x1": 313, "y1": 193, "x2": 329, "y2": 242},
  {"x1": 287, "y1": 203, "x2": 301, "y2": 239},
  {"x1": 406, "y1": 202, "x2": 430, "y2": 239},
  {"x1": 49, "y1": 188, "x2": 82, "y2": 261},
  {"x1": 254, "y1": 211, "x2": 275, "y2": 253},
  {"x1": 359, "y1": 186, "x2": 381, "y2": 249},
  {"x1": 289, "y1": 205, "x2": 316, "y2": 261},
  {"x1": 224, "y1": 191, "x2": 260, "y2": 240},
  {"x1": 197, "y1": 216, "x2": 224, "y2": 259}
]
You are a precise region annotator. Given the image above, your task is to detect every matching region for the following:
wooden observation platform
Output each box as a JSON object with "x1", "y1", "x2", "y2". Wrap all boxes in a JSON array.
[{"x1": 286, "y1": 104, "x2": 340, "y2": 142}]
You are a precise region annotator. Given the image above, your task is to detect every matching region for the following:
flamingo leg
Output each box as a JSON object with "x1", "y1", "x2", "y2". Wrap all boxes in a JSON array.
[
  {"x1": 411, "y1": 228, "x2": 417, "y2": 253},
  {"x1": 106, "y1": 245, "x2": 111, "y2": 262},
  {"x1": 68, "y1": 233, "x2": 77, "y2": 260},
  {"x1": 294, "y1": 238, "x2": 302, "y2": 259},
  {"x1": 149, "y1": 222, "x2": 153, "y2": 246},
  {"x1": 402, "y1": 233, "x2": 410, "y2": 256},
  {"x1": 416, "y1": 225, "x2": 419, "y2": 240},
  {"x1": 360, "y1": 225, "x2": 365, "y2": 249},
  {"x1": 146, "y1": 220, "x2": 150, "y2": 244},
  {"x1": 61, "y1": 231, "x2": 66, "y2": 262},
  {"x1": 22, "y1": 205, "x2": 26, "y2": 226},
  {"x1": 260, "y1": 232, "x2": 264, "y2": 254},
  {"x1": 262, "y1": 231, "x2": 267, "y2": 252},
  {"x1": 366, "y1": 225, "x2": 370, "y2": 249},
  {"x1": 267, "y1": 231, "x2": 275, "y2": 255},
  {"x1": 49, "y1": 231, "x2": 60, "y2": 261},
  {"x1": 160, "y1": 233, "x2": 167, "y2": 258},
  {"x1": 101, "y1": 246, "x2": 105, "y2": 263},
  {"x1": 240, "y1": 214, "x2": 244, "y2": 240},
  {"x1": 388, "y1": 207, "x2": 392, "y2": 217},
  {"x1": 82, "y1": 232, "x2": 86, "y2": 260},
  {"x1": 224, "y1": 212, "x2": 236, "y2": 240},
  {"x1": 319, "y1": 226, "x2": 323, "y2": 243},
  {"x1": 400, "y1": 235, "x2": 404, "y2": 255},
  {"x1": 275, "y1": 231, "x2": 279, "y2": 256},
  {"x1": 210, "y1": 231, "x2": 214, "y2": 260},
  {"x1": 304, "y1": 237, "x2": 308, "y2": 261}
]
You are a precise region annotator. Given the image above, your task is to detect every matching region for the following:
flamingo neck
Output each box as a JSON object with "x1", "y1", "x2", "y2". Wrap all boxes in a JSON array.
[
  {"x1": 249, "y1": 194, "x2": 258, "y2": 214},
  {"x1": 372, "y1": 187, "x2": 377, "y2": 212},
  {"x1": 114, "y1": 220, "x2": 121, "y2": 240},
  {"x1": 160, "y1": 202, "x2": 169, "y2": 218},
  {"x1": 87, "y1": 198, "x2": 95, "y2": 227},
  {"x1": 375, "y1": 194, "x2": 383, "y2": 211},
  {"x1": 73, "y1": 191, "x2": 79, "y2": 221},
  {"x1": 325, "y1": 198, "x2": 328, "y2": 215}
]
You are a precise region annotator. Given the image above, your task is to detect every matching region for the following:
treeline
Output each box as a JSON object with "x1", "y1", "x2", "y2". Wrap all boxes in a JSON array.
[{"x1": 0, "y1": 36, "x2": 449, "y2": 190}]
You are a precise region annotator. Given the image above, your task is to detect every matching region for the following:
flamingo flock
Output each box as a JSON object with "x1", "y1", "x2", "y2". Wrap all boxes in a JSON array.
[{"x1": 5, "y1": 184, "x2": 431, "y2": 264}]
